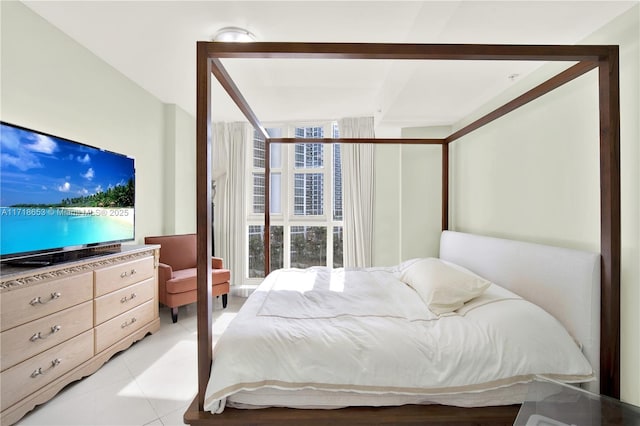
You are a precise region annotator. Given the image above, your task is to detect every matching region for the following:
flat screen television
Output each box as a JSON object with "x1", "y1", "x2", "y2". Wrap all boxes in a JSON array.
[{"x1": 0, "y1": 121, "x2": 135, "y2": 265}]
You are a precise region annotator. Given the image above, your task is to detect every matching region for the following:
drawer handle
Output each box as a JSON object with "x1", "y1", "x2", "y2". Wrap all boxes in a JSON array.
[
  {"x1": 121, "y1": 317, "x2": 137, "y2": 328},
  {"x1": 30, "y1": 358, "x2": 61, "y2": 378},
  {"x1": 30, "y1": 325, "x2": 62, "y2": 341},
  {"x1": 29, "y1": 292, "x2": 61, "y2": 306},
  {"x1": 120, "y1": 293, "x2": 137, "y2": 303},
  {"x1": 120, "y1": 269, "x2": 137, "y2": 279}
]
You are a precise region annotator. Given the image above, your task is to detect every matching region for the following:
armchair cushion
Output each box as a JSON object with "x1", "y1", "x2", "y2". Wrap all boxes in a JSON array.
[
  {"x1": 166, "y1": 268, "x2": 198, "y2": 294},
  {"x1": 212, "y1": 269, "x2": 231, "y2": 285}
]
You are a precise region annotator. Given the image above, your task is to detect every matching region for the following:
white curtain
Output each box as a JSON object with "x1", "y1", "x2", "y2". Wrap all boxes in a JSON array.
[
  {"x1": 338, "y1": 117, "x2": 375, "y2": 268},
  {"x1": 212, "y1": 122, "x2": 251, "y2": 285}
]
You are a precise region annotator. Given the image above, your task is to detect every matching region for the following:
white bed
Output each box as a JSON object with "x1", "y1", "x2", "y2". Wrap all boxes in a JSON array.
[{"x1": 204, "y1": 231, "x2": 600, "y2": 414}]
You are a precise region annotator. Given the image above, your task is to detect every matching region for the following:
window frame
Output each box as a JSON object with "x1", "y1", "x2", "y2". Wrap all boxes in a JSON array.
[{"x1": 245, "y1": 121, "x2": 343, "y2": 283}]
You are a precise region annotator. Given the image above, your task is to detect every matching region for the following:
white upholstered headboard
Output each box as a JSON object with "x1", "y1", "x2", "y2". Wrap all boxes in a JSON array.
[{"x1": 439, "y1": 231, "x2": 601, "y2": 393}]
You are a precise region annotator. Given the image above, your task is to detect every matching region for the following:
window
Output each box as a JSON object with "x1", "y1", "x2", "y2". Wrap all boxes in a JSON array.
[
  {"x1": 247, "y1": 123, "x2": 343, "y2": 279},
  {"x1": 247, "y1": 225, "x2": 283, "y2": 277}
]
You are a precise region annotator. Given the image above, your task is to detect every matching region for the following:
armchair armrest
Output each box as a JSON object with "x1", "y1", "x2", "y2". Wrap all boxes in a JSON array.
[
  {"x1": 157, "y1": 262, "x2": 173, "y2": 284},
  {"x1": 211, "y1": 257, "x2": 224, "y2": 270}
]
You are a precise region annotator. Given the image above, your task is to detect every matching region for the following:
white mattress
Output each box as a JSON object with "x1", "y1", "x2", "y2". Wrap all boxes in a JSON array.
[
  {"x1": 204, "y1": 261, "x2": 593, "y2": 414},
  {"x1": 226, "y1": 382, "x2": 533, "y2": 409}
]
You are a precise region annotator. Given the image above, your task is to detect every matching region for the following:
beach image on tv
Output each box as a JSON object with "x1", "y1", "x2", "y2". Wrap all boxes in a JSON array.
[{"x1": 0, "y1": 123, "x2": 135, "y2": 257}]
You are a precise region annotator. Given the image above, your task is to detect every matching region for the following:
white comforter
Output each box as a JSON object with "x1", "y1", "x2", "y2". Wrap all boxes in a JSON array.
[{"x1": 204, "y1": 263, "x2": 593, "y2": 413}]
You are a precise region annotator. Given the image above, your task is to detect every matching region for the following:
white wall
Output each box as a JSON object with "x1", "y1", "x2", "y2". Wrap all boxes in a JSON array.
[
  {"x1": 372, "y1": 125, "x2": 446, "y2": 266},
  {"x1": 0, "y1": 2, "x2": 196, "y2": 241},
  {"x1": 372, "y1": 143, "x2": 401, "y2": 266},
  {"x1": 579, "y1": 6, "x2": 640, "y2": 407},
  {"x1": 373, "y1": 127, "x2": 451, "y2": 266},
  {"x1": 400, "y1": 126, "x2": 449, "y2": 260},
  {"x1": 164, "y1": 104, "x2": 197, "y2": 235},
  {"x1": 449, "y1": 71, "x2": 600, "y2": 249},
  {"x1": 445, "y1": 6, "x2": 638, "y2": 405},
  {"x1": 372, "y1": 125, "x2": 401, "y2": 266}
]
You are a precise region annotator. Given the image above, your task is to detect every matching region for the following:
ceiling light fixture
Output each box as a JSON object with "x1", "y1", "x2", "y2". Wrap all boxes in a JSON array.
[{"x1": 213, "y1": 26, "x2": 256, "y2": 43}]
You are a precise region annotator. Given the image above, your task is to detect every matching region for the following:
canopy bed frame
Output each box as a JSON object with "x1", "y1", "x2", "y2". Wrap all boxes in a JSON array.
[{"x1": 186, "y1": 42, "x2": 620, "y2": 425}]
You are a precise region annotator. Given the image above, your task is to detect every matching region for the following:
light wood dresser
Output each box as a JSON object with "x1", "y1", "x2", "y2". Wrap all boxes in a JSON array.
[{"x1": 0, "y1": 245, "x2": 161, "y2": 425}]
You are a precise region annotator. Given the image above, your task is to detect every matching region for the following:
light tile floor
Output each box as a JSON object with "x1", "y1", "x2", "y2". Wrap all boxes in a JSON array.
[{"x1": 16, "y1": 295, "x2": 245, "y2": 426}]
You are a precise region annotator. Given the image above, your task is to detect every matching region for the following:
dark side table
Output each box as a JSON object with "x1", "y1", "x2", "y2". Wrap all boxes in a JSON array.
[{"x1": 514, "y1": 378, "x2": 640, "y2": 426}]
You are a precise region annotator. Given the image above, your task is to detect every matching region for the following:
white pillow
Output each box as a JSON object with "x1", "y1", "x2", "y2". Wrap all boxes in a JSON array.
[{"x1": 400, "y1": 258, "x2": 491, "y2": 315}]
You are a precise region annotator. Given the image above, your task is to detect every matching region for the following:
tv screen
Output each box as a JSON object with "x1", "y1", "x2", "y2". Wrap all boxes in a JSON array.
[{"x1": 0, "y1": 121, "x2": 135, "y2": 261}]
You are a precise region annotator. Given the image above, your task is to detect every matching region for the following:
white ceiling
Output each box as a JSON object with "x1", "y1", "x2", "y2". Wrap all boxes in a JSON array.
[{"x1": 22, "y1": 1, "x2": 637, "y2": 128}]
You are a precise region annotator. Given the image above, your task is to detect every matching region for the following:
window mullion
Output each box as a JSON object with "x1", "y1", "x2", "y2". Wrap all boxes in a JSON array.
[
  {"x1": 282, "y1": 224, "x2": 291, "y2": 269},
  {"x1": 324, "y1": 124, "x2": 333, "y2": 267}
]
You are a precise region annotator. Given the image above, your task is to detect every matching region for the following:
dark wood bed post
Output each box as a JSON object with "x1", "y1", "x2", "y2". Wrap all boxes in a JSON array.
[
  {"x1": 264, "y1": 141, "x2": 271, "y2": 277},
  {"x1": 442, "y1": 142, "x2": 449, "y2": 231},
  {"x1": 195, "y1": 42, "x2": 213, "y2": 410},
  {"x1": 598, "y1": 46, "x2": 621, "y2": 399}
]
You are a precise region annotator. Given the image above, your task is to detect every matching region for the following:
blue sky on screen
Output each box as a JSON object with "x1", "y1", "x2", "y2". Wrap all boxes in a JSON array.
[{"x1": 0, "y1": 123, "x2": 134, "y2": 206}]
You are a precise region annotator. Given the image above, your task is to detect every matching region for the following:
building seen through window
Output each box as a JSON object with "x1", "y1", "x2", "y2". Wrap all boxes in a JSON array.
[{"x1": 248, "y1": 123, "x2": 343, "y2": 279}]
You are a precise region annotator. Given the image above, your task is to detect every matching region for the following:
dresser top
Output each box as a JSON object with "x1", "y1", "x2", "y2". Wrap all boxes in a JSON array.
[{"x1": 0, "y1": 245, "x2": 159, "y2": 290}]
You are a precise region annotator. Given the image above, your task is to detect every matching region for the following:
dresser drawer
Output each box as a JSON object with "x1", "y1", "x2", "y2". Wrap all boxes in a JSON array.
[
  {"x1": 94, "y1": 300, "x2": 154, "y2": 354},
  {"x1": 0, "y1": 329, "x2": 93, "y2": 411},
  {"x1": 0, "y1": 272, "x2": 93, "y2": 332},
  {"x1": 94, "y1": 256, "x2": 154, "y2": 297},
  {"x1": 1, "y1": 301, "x2": 93, "y2": 372},
  {"x1": 94, "y1": 277, "x2": 155, "y2": 325}
]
